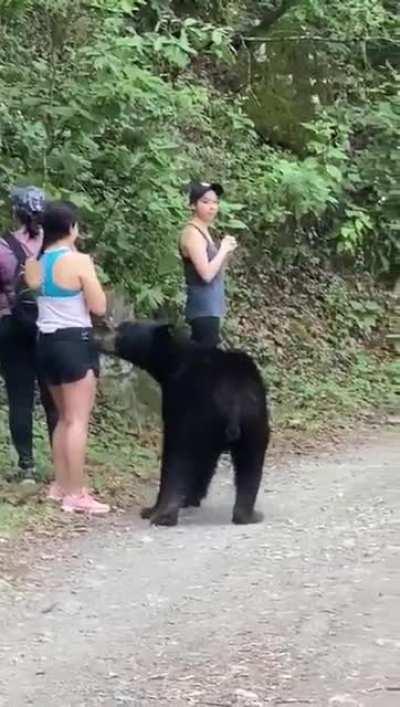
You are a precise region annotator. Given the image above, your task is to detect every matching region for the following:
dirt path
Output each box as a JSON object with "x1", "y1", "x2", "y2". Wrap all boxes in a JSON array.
[{"x1": 0, "y1": 428, "x2": 399, "y2": 706}]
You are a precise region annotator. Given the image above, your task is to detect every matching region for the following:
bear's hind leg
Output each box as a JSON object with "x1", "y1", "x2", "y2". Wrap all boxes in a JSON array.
[
  {"x1": 183, "y1": 449, "x2": 220, "y2": 508},
  {"x1": 231, "y1": 430, "x2": 267, "y2": 525}
]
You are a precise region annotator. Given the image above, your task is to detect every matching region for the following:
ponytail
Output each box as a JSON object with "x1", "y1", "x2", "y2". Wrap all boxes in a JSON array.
[{"x1": 26, "y1": 213, "x2": 43, "y2": 240}]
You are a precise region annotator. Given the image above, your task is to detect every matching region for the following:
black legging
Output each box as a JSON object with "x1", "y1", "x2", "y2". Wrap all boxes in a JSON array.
[
  {"x1": 0, "y1": 316, "x2": 57, "y2": 471},
  {"x1": 190, "y1": 316, "x2": 220, "y2": 348}
]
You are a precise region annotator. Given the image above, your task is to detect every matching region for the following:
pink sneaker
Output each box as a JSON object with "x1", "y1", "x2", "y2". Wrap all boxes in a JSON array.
[
  {"x1": 62, "y1": 491, "x2": 110, "y2": 515},
  {"x1": 47, "y1": 482, "x2": 65, "y2": 502}
]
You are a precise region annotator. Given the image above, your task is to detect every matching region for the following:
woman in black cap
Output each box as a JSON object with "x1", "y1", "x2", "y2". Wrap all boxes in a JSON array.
[
  {"x1": 0, "y1": 186, "x2": 57, "y2": 483},
  {"x1": 180, "y1": 182, "x2": 237, "y2": 347}
]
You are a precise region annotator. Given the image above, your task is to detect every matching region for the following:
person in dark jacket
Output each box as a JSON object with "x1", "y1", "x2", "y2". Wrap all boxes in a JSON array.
[{"x1": 0, "y1": 186, "x2": 57, "y2": 483}]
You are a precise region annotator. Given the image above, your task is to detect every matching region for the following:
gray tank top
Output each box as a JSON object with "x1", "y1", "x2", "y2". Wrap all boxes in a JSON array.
[{"x1": 181, "y1": 223, "x2": 225, "y2": 321}]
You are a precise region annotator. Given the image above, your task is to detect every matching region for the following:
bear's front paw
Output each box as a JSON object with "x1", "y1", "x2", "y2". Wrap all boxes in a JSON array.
[
  {"x1": 150, "y1": 509, "x2": 179, "y2": 527},
  {"x1": 232, "y1": 508, "x2": 264, "y2": 525}
]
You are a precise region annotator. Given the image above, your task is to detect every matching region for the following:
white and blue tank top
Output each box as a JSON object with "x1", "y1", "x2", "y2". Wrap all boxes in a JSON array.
[{"x1": 37, "y1": 247, "x2": 92, "y2": 333}]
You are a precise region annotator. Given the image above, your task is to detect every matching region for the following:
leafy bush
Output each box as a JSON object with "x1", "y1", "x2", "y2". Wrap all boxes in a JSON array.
[{"x1": 0, "y1": 0, "x2": 398, "y2": 316}]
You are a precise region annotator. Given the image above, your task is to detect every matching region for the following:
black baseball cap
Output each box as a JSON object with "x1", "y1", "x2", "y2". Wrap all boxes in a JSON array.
[{"x1": 188, "y1": 181, "x2": 224, "y2": 205}]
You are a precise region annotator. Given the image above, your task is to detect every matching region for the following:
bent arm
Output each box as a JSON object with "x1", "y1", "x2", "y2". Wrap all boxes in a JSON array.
[
  {"x1": 24, "y1": 258, "x2": 42, "y2": 290},
  {"x1": 78, "y1": 255, "x2": 107, "y2": 316},
  {"x1": 182, "y1": 229, "x2": 226, "y2": 284}
]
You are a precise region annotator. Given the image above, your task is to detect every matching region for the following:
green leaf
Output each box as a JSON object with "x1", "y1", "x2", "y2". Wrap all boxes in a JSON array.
[{"x1": 326, "y1": 164, "x2": 342, "y2": 182}]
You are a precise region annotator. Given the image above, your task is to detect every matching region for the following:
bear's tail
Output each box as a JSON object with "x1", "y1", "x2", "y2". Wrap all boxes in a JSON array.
[{"x1": 225, "y1": 402, "x2": 241, "y2": 443}]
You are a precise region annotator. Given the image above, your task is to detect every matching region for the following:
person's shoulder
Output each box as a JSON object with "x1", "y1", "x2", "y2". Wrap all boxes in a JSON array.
[
  {"x1": 63, "y1": 250, "x2": 90, "y2": 263},
  {"x1": 75, "y1": 251, "x2": 92, "y2": 262},
  {"x1": 181, "y1": 223, "x2": 193, "y2": 236},
  {"x1": 73, "y1": 252, "x2": 97, "y2": 276},
  {"x1": 56, "y1": 250, "x2": 91, "y2": 273},
  {"x1": 181, "y1": 223, "x2": 205, "y2": 244},
  {"x1": 180, "y1": 223, "x2": 192, "y2": 246},
  {"x1": 183, "y1": 222, "x2": 200, "y2": 234}
]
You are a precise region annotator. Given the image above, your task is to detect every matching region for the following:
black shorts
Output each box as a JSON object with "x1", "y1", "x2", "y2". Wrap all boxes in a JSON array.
[{"x1": 37, "y1": 327, "x2": 100, "y2": 386}]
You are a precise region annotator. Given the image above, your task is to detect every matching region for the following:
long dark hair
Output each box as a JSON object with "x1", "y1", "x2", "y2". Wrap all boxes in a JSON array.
[
  {"x1": 41, "y1": 200, "x2": 79, "y2": 254},
  {"x1": 14, "y1": 210, "x2": 42, "y2": 239}
]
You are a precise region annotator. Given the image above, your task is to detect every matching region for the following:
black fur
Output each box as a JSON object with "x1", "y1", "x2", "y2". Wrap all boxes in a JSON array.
[{"x1": 112, "y1": 322, "x2": 270, "y2": 527}]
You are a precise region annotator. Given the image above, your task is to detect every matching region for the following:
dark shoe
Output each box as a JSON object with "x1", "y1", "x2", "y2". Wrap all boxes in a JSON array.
[
  {"x1": 4, "y1": 467, "x2": 29, "y2": 483},
  {"x1": 8, "y1": 464, "x2": 38, "y2": 486},
  {"x1": 19, "y1": 466, "x2": 37, "y2": 486}
]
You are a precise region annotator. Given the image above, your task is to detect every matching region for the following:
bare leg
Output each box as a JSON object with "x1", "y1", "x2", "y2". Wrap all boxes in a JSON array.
[
  {"x1": 61, "y1": 371, "x2": 96, "y2": 493},
  {"x1": 48, "y1": 385, "x2": 68, "y2": 490}
]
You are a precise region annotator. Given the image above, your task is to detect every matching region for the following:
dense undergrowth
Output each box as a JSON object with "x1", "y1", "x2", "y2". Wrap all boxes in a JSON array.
[
  {"x1": 226, "y1": 253, "x2": 399, "y2": 428},
  {"x1": 0, "y1": 1, "x2": 398, "y2": 302},
  {"x1": 0, "y1": 1, "x2": 399, "y2": 533},
  {"x1": 1, "y1": 261, "x2": 398, "y2": 497}
]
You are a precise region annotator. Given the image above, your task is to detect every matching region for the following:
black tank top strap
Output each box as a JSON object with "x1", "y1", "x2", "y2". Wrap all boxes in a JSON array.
[
  {"x1": 181, "y1": 224, "x2": 225, "y2": 320},
  {"x1": 188, "y1": 222, "x2": 210, "y2": 243},
  {"x1": 180, "y1": 222, "x2": 212, "y2": 260},
  {"x1": 187, "y1": 223, "x2": 218, "y2": 257}
]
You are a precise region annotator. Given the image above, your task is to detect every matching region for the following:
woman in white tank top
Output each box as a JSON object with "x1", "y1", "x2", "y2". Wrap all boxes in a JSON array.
[{"x1": 25, "y1": 201, "x2": 109, "y2": 515}]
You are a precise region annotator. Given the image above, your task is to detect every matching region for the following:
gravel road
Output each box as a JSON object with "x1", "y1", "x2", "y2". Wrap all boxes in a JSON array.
[{"x1": 0, "y1": 428, "x2": 399, "y2": 707}]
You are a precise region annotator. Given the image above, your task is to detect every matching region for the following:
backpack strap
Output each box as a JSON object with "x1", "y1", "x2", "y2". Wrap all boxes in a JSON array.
[
  {"x1": 0, "y1": 233, "x2": 28, "y2": 309},
  {"x1": 4, "y1": 233, "x2": 28, "y2": 268}
]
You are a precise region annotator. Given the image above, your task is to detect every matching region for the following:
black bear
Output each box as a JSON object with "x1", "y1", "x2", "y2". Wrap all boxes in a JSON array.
[{"x1": 98, "y1": 321, "x2": 270, "y2": 527}]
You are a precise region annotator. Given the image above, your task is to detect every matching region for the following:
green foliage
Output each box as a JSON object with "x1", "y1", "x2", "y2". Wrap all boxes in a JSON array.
[
  {"x1": 302, "y1": 93, "x2": 400, "y2": 275},
  {"x1": 276, "y1": 352, "x2": 397, "y2": 429},
  {"x1": 292, "y1": 0, "x2": 399, "y2": 275},
  {"x1": 322, "y1": 281, "x2": 386, "y2": 339},
  {"x1": 0, "y1": 0, "x2": 236, "y2": 311},
  {"x1": 0, "y1": 374, "x2": 156, "y2": 473},
  {"x1": 0, "y1": 0, "x2": 398, "y2": 313},
  {"x1": 239, "y1": 0, "x2": 399, "y2": 275},
  {"x1": 1, "y1": 0, "x2": 397, "y2": 533},
  {"x1": 0, "y1": 0, "x2": 397, "y2": 439}
]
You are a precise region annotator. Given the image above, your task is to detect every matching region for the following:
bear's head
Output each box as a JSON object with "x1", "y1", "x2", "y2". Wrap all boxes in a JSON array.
[
  {"x1": 116, "y1": 320, "x2": 169, "y2": 360},
  {"x1": 95, "y1": 319, "x2": 200, "y2": 383},
  {"x1": 113, "y1": 321, "x2": 180, "y2": 382}
]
